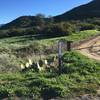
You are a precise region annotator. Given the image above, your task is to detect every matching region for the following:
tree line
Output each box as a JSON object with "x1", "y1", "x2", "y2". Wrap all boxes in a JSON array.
[{"x1": 0, "y1": 14, "x2": 100, "y2": 38}]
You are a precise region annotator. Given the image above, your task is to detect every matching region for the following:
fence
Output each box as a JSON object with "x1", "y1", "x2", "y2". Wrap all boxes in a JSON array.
[{"x1": 20, "y1": 34, "x2": 100, "y2": 72}]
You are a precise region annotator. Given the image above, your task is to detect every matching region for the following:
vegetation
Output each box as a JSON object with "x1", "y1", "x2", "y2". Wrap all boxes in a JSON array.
[
  {"x1": 0, "y1": 29, "x2": 99, "y2": 99},
  {"x1": 1, "y1": 18, "x2": 100, "y2": 38},
  {"x1": 0, "y1": 51, "x2": 100, "y2": 99},
  {"x1": 0, "y1": 30, "x2": 99, "y2": 72},
  {"x1": 0, "y1": 0, "x2": 100, "y2": 99},
  {"x1": 54, "y1": 0, "x2": 100, "y2": 21},
  {"x1": 0, "y1": 0, "x2": 100, "y2": 41}
]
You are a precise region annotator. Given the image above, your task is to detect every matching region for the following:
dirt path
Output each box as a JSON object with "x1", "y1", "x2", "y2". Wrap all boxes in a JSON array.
[{"x1": 76, "y1": 35, "x2": 100, "y2": 61}]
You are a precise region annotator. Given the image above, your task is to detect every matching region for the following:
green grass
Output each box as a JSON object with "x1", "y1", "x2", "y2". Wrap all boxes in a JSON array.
[
  {"x1": 0, "y1": 51, "x2": 100, "y2": 99},
  {"x1": 0, "y1": 30, "x2": 99, "y2": 72},
  {"x1": 0, "y1": 30, "x2": 99, "y2": 48},
  {"x1": 0, "y1": 30, "x2": 99, "y2": 99}
]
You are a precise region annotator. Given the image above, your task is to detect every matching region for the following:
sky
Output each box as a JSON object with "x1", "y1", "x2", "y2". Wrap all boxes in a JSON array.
[{"x1": 0, "y1": 0, "x2": 92, "y2": 24}]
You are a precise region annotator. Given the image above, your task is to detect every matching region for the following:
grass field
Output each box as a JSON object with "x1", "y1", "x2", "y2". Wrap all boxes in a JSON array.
[
  {"x1": 0, "y1": 51, "x2": 100, "y2": 99},
  {"x1": 0, "y1": 30, "x2": 99, "y2": 49},
  {"x1": 0, "y1": 30, "x2": 100, "y2": 99},
  {"x1": 0, "y1": 30, "x2": 99, "y2": 72}
]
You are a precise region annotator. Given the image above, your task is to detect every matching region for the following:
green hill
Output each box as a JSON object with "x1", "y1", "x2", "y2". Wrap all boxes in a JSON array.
[
  {"x1": 0, "y1": 0, "x2": 100, "y2": 99},
  {"x1": 1, "y1": 0, "x2": 100, "y2": 29},
  {"x1": 0, "y1": 14, "x2": 47, "y2": 29},
  {"x1": 54, "y1": 0, "x2": 100, "y2": 21},
  {"x1": 1, "y1": 0, "x2": 100, "y2": 38},
  {"x1": 1, "y1": 16, "x2": 38, "y2": 29}
]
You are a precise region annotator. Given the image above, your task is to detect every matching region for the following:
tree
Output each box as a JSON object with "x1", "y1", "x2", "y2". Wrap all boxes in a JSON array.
[
  {"x1": 35, "y1": 13, "x2": 46, "y2": 29},
  {"x1": 47, "y1": 15, "x2": 54, "y2": 25},
  {"x1": 41, "y1": 22, "x2": 76, "y2": 37},
  {"x1": 79, "y1": 23, "x2": 96, "y2": 31}
]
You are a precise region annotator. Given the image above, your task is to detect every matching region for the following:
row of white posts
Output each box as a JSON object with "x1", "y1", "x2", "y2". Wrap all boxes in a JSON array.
[
  {"x1": 20, "y1": 59, "x2": 49, "y2": 71},
  {"x1": 20, "y1": 41, "x2": 72, "y2": 73}
]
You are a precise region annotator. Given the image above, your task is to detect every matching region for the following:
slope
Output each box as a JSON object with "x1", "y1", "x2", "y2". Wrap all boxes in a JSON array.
[{"x1": 55, "y1": 0, "x2": 100, "y2": 21}]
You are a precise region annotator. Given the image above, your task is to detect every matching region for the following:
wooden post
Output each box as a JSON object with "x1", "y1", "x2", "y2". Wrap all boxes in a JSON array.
[
  {"x1": 58, "y1": 41, "x2": 62, "y2": 74},
  {"x1": 67, "y1": 41, "x2": 73, "y2": 51}
]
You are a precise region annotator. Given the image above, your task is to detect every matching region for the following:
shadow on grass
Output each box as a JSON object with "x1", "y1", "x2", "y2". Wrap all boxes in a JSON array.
[{"x1": 4, "y1": 34, "x2": 66, "y2": 44}]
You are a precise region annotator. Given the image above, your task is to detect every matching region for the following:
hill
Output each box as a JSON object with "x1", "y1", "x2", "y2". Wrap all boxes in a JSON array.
[
  {"x1": 54, "y1": 0, "x2": 100, "y2": 21},
  {"x1": 0, "y1": 31, "x2": 100, "y2": 98},
  {"x1": 1, "y1": 0, "x2": 100, "y2": 38},
  {"x1": 1, "y1": 0, "x2": 100, "y2": 29},
  {"x1": 0, "y1": 16, "x2": 36, "y2": 29},
  {"x1": 0, "y1": 0, "x2": 100, "y2": 98},
  {"x1": 0, "y1": 14, "x2": 48, "y2": 29}
]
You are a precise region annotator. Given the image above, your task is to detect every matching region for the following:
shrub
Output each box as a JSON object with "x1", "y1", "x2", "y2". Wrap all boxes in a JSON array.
[
  {"x1": 41, "y1": 22, "x2": 76, "y2": 37},
  {"x1": 0, "y1": 53, "x2": 20, "y2": 72},
  {"x1": 62, "y1": 51, "x2": 100, "y2": 75},
  {"x1": 79, "y1": 23, "x2": 96, "y2": 31}
]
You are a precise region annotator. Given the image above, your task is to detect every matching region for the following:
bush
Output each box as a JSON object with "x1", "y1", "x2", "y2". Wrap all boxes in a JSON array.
[
  {"x1": 0, "y1": 53, "x2": 20, "y2": 72},
  {"x1": 62, "y1": 51, "x2": 100, "y2": 75},
  {"x1": 0, "y1": 52, "x2": 100, "y2": 99},
  {"x1": 79, "y1": 23, "x2": 96, "y2": 31},
  {"x1": 41, "y1": 22, "x2": 76, "y2": 37},
  {"x1": 41, "y1": 85, "x2": 66, "y2": 100}
]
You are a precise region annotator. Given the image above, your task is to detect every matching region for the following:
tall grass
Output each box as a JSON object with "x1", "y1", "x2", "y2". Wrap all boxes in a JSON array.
[{"x1": 0, "y1": 51, "x2": 100, "y2": 99}]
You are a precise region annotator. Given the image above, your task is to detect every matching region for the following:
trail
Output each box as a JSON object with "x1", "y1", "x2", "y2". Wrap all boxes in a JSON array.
[{"x1": 76, "y1": 35, "x2": 100, "y2": 61}]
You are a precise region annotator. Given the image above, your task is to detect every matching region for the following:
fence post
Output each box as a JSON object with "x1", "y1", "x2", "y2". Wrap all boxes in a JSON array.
[
  {"x1": 58, "y1": 41, "x2": 62, "y2": 74},
  {"x1": 67, "y1": 41, "x2": 73, "y2": 51}
]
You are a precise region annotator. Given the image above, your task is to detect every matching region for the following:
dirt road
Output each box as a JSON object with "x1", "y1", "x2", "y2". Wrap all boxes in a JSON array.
[{"x1": 77, "y1": 35, "x2": 100, "y2": 61}]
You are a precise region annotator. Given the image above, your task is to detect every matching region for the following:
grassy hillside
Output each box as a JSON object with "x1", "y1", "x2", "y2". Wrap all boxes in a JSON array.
[
  {"x1": 0, "y1": 0, "x2": 100, "y2": 99},
  {"x1": 0, "y1": 51, "x2": 100, "y2": 99},
  {"x1": 0, "y1": 29, "x2": 100, "y2": 99},
  {"x1": 0, "y1": 30, "x2": 99, "y2": 72}
]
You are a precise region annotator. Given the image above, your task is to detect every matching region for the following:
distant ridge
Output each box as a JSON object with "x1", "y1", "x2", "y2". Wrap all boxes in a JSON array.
[
  {"x1": 0, "y1": 16, "x2": 36, "y2": 29},
  {"x1": 1, "y1": 0, "x2": 100, "y2": 29},
  {"x1": 54, "y1": 0, "x2": 100, "y2": 21}
]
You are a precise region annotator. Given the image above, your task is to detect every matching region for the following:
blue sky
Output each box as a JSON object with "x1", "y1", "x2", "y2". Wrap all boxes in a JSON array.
[{"x1": 0, "y1": 0, "x2": 92, "y2": 24}]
